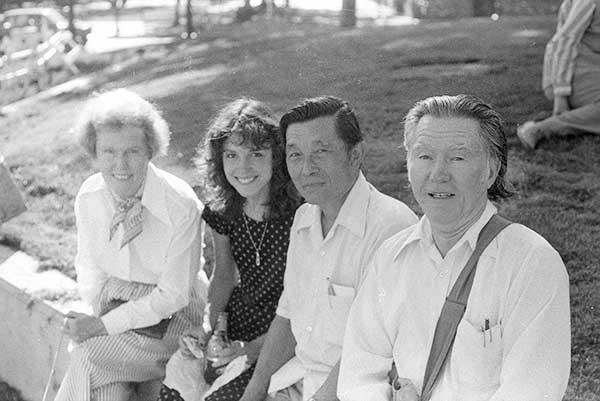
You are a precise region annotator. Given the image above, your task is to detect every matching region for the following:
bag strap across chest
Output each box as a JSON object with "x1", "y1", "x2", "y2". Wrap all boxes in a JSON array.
[{"x1": 419, "y1": 214, "x2": 512, "y2": 401}]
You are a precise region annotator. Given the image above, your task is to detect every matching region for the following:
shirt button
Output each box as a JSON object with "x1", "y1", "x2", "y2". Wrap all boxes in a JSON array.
[
  {"x1": 319, "y1": 251, "x2": 325, "y2": 257},
  {"x1": 306, "y1": 326, "x2": 313, "y2": 332},
  {"x1": 440, "y1": 271, "x2": 448, "y2": 277}
]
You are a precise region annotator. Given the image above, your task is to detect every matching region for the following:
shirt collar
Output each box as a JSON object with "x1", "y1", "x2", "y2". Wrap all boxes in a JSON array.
[
  {"x1": 393, "y1": 200, "x2": 497, "y2": 261},
  {"x1": 139, "y1": 162, "x2": 171, "y2": 225},
  {"x1": 295, "y1": 172, "x2": 370, "y2": 238}
]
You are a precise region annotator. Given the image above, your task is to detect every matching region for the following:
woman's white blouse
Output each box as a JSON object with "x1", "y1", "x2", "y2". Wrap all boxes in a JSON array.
[{"x1": 74, "y1": 163, "x2": 204, "y2": 335}]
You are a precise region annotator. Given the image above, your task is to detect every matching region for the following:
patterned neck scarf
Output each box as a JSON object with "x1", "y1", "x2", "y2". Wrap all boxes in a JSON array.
[{"x1": 109, "y1": 183, "x2": 145, "y2": 249}]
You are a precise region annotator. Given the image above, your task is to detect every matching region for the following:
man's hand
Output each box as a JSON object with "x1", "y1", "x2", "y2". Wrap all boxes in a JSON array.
[
  {"x1": 63, "y1": 311, "x2": 108, "y2": 343},
  {"x1": 391, "y1": 378, "x2": 419, "y2": 401},
  {"x1": 553, "y1": 96, "x2": 569, "y2": 116}
]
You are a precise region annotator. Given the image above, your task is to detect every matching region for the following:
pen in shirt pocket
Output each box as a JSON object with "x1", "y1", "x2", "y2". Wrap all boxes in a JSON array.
[
  {"x1": 327, "y1": 277, "x2": 336, "y2": 307},
  {"x1": 481, "y1": 319, "x2": 490, "y2": 347},
  {"x1": 327, "y1": 277, "x2": 336, "y2": 295}
]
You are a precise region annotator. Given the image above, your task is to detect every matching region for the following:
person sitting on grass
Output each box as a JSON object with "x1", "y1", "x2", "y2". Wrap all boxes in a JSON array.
[
  {"x1": 56, "y1": 88, "x2": 206, "y2": 401},
  {"x1": 158, "y1": 98, "x2": 302, "y2": 401},
  {"x1": 517, "y1": 0, "x2": 600, "y2": 149}
]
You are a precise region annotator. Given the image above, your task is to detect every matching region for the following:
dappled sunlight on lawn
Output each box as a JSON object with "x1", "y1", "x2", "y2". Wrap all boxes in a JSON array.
[
  {"x1": 390, "y1": 62, "x2": 506, "y2": 81},
  {"x1": 381, "y1": 33, "x2": 470, "y2": 51},
  {"x1": 130, "y1": 65, "x2": 228, "y2": 99},
  {"x1": 287, "y1": 0, "x2": 396, "y2": 18},
  {"x1": 512, "y1": 28, "x2": 548, "y2": 38},
  {"x1": 2, "y1": 14, "x2": 599, "y2": 399}
]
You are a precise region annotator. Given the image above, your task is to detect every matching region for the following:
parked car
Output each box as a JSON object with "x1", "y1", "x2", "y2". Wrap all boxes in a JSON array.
[
  {"x1": 1, "y1": 7, "x2": 91, "y2": 52},
  {"x1": 0, "y1": 7, "x2": 87, "y2": 100}
]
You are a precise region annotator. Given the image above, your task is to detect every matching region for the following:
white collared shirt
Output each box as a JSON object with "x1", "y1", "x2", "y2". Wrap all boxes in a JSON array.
[
  {"x1": 273, "y1": 172, "x2": 417, "y2": 399},
  {"x1": 338, "y1": 202, "x2": 571, "y2": 401},
  {"x1": 74, "y1": 162, "x2": 205, "y2": 335}
]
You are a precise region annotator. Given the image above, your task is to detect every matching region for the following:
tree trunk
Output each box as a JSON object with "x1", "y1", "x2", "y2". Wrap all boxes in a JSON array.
[
  {"x1": 473, "y1": 0, "x2": 495, "y2": 16},
  {"x1": 67, "y1": 0, "x2": 76, "y2": 37},
  {"x1": 266, "y1": 0, "x2": 274, "y2": 18},
  {"x1": 186, "y1": 0, "x2": 194, "y2": 36},
  {"x1": 340, "y1": 0, "x2": 356, "y2": 27},
  {"x1": 173, "y1": 0, "x2": 181, "y2": 26},
  {"x1": 114, "y1": 2, "x2": 120, "y2": 37}
]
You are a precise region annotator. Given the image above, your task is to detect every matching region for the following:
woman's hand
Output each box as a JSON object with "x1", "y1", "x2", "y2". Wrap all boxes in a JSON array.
[
  {"x1": 212, "y1": 339, "x2": 261, "y2": 367},
  {"x1": 63, "y1": 311, "x2": 108, "y2": 343},
  {"x1": 553, "y1": 96, "x2": 570, "y2": 116},
  {"x1": 178, "y1": 325, "x2": 209, "y2": 358}
]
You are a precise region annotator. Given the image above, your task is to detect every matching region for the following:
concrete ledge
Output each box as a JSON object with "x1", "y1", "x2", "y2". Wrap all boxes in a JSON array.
[
  {"x1": 0, "y1": 247, "x2": 87, "y2": 401},
  {"x1": 0, "y1": 247, "x2": 166, "y2": 401}
]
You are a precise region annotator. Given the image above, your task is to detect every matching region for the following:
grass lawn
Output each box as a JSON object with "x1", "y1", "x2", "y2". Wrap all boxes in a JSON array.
[{"x1": 1, "y1": 11, "x2": 598, "y2": 401}]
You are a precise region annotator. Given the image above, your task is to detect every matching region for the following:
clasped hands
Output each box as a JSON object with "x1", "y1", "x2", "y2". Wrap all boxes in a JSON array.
[
  {"x1": 178, "y1": 326, "x2": 260, "y2": 367},
  {"x1": 63, "y1": 311, "x2": 108, "y2": 343}
]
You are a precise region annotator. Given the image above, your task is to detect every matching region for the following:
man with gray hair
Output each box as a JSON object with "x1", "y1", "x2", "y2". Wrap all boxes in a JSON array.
[{"x1": 338, "y1": 94, "x2": 571, "y2": 401}]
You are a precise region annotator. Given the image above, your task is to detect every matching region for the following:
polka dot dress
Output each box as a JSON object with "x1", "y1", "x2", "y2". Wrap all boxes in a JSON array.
[
  {"x1": 158, "y1": 205, "x2": 295, "y2": 401},
  {"x1": 207, "y1": 207, "x2": 294, "y2": 343}
]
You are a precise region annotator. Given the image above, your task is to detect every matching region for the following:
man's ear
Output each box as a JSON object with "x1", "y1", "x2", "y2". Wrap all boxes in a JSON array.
[
  {"x1": 487, "y1": 156, "x2": 500, "y2": 189},
  {"x1": 349, "y1": 142, "x2": 364, "y2": 168}
]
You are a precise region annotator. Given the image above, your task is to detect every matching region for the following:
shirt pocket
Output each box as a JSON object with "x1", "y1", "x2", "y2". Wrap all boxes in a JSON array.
[
  {"x1": 324, "y1": 284, "x2": 356, "y2": 346},
  {"x1": 451, "y1": 318, "x2": 502, "y2": 390}
]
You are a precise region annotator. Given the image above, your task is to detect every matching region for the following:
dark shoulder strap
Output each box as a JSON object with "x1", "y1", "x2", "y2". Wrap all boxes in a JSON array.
[{"x1": 419, "y1": 214, "x2": 511, "y2": 401}]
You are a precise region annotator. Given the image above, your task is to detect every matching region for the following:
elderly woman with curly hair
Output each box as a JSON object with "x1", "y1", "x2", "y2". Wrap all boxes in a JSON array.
[{"x1": 55, "y1": 89, "x2": 207, "y2": 401}]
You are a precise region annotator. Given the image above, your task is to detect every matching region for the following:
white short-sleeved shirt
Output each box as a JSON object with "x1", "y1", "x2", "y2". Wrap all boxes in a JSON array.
[
  {"x1": 339, "y1": 202, "x2": 571, "y2": 401},
  {"x1": 75, "y1": 162, "x2": 205, "y2": 335},
  {"x1": 272, "y1": 172, "x2": 417, "y2": 399}
]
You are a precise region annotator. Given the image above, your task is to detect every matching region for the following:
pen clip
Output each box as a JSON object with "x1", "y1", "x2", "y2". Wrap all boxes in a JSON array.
[
  {"x1": 483, "y1": 318, "x2": 492, "y2": 344},
  {"x1": 327, "y1": 277, "x2": 336, "y2": 296},
  {"x1": 481, "y1": 326, "x2": 486, "y2": 348}
]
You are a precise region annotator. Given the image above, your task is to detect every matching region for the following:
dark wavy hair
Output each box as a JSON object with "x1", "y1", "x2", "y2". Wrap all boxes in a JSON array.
[
  {"x1": 280, "y1": 95, "x2": 362, "y2": 150},
  {"x1": 195, "y1": 98, "x2": 301, "y2": 219},
  {"x1": 404, "y1": 94, "x2": 514, "y2": 201}
]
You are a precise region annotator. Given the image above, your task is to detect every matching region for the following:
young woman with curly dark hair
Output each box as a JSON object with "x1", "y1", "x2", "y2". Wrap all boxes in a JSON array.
[{"x1": 158, "y1": 98, "x2": 302, "y2": 401}]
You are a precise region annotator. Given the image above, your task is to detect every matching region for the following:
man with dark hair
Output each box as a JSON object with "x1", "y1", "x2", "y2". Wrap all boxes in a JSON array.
[
  {"x1": 338, "y1": 95, "x2": 571, "y2": 401},
  {"x1": 240, "y1": 96, "x2": 417, "y2": 401}
]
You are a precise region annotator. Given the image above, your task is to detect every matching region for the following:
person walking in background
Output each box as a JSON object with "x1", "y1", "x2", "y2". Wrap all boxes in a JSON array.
[
  {"x1": 55, "y1": 89, "x2": 206, "y2": 401},
  {"x1": 158, "y1": 98, "x2": 302, "y2": 401},
  {"x1": 240, "y1": 96, "x2": 417, "y2": 401},
  {"x1": 339, "y1": 95, "x2": 571, "y2": 401},
  {"x1": 517, "y1": 0, "x2": 600, "y2": 149}
]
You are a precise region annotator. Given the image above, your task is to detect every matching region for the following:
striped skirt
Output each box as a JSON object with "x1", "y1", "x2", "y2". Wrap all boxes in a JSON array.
[{"x1": 54, "y1": 277, "x2": 205, "y2": 401}]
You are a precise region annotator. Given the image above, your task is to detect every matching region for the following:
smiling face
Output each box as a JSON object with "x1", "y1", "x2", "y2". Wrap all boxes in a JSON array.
[
  {"x1": 407, "y1": 115, "x2": 498, "y2": 234},
  {"x1": 222, "y1": 136, "x2": 273, "y2": 204},
  {"x1": 95, "y1": 125, "x2": 150, "y2": 199},
  {"x1": 285, "y1": 116, "x2": 361, "y2": 214}
]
